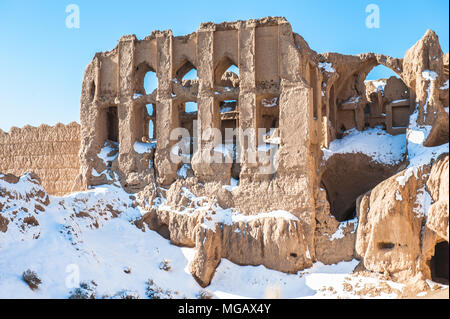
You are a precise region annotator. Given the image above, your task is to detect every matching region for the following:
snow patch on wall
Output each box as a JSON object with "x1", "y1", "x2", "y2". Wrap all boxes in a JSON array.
[
  {"x1": 322, "y1": 127, "x2": 406, "y2": 165},
  {"x1": 413, "y1": 186, "x2": 433, "y2": 218}
]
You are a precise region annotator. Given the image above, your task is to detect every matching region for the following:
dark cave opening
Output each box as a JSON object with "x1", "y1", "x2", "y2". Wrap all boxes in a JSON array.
[{"x1": 430, "y1": 241, "x2": 449, "y2": 285}]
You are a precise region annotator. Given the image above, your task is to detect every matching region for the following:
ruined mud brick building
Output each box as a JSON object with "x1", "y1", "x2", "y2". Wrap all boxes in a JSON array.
[{"x1": 1, "y1": 17, "x2": 449, "y2": 286}]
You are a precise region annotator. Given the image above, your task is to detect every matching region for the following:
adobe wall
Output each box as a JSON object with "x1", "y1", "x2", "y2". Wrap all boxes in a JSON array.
[
  {"x1": 79, "y1": 17, "x2": 324, "y2": 208},
  {"x1": 78, "y1": 18, "x2": 449, "y2": 255},
  {"x1": 0, "y1": 123, "x2": 81, "y2": 196}
]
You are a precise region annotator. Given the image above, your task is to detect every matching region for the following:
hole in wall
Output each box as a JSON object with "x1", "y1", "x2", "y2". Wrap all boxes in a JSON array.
[
  {"x1": 215, "y1": 56, "x2": 239, "y2": 88},
  {"x1": 148, "y1": 120, "x2": 155, "y2": 139},
  {"x1": 226, "y1": 64, "x2": 239, "y2": 76},
  {"x1": 308, "y1": 64, "x2": 319, "y2": 120},
  {"x1": 89, "y1": 81, "x2": 96, "y2": 102},
  {"x1": 430, "y1": 241, "x2": 449, "y2": 285},
  {"x1": 182, "y1": 68, "x2": 198, "y2": 81},
  {"x1": 185, "y1": 102, "x2": 198, "y2": 114},
  {"x1": 144, "y1": 104, "x2": 156, "y2": 141},
  {"x1": 146, "y1": 104, "x2": 154, "y2": 116},
  {"x1": 320, "y1": 151, "x2": 403, "y2": 222},
  {"x1": 219, "y1": 100, "x2": 240, "y2": 180},
  {"x1": 377, "y1": 242, "x2": 395, "y2": 250},
  {"x1": 144, "y1": 71, "x2": 158, "y2": 95},
  {"x1": 106, "y1": 106, "x2": 119, "y2": 143}
]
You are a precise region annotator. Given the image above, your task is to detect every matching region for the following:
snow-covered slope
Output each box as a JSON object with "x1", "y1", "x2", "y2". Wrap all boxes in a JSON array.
[
  {"x1": 322, "y1": 127, "x2": 406, "y2": 165},
  {"x1": 0, "y1": 174, "x2": 417, "y2": 299}
]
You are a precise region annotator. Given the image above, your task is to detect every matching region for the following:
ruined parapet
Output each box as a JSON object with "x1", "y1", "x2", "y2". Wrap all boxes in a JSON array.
[
  {"x1": 79, "y1": 17, "x2": 324, "y2": 227},
  {"x1": 0, "y1": 123, "x2": 81, "y2": 196}
]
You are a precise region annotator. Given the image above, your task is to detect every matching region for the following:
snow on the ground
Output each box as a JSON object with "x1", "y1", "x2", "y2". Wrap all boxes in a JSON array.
[
  {"x1": 406, "y1": 110, "x2": 449, "y2": 168},
  {"x1": 207, "y1": 259, "x2": 401, "y2": 299},
  {"x1": 0, "y1": 177, "x2": 410, "y2": 299},
  {"x1": 322, "y1": 127, "x2": 406, "y2": 165}
]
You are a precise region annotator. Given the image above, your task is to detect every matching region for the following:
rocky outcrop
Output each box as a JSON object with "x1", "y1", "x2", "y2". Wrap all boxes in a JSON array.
[
  {"x1": 426, "y1": 156, "x2": 449, "y2": 241},
  {"x1": 356, "y1": 155, "x2": 449, "y2": 282}
]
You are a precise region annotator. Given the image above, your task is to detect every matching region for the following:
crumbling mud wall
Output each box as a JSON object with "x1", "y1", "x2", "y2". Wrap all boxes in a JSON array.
[
  {"x1": 79, "y1": 17, "x2": 322, "y2": 193},
  {"x1": 78, "y1": 19, "x2": 328, "y2": 282},
  {"x1": 75, "y1": 17, "x2": 449, "y2": 286},
  {"x1": 0, "y1": 123, "x2": 81, "y2": 196},
  {"x1": 320, "y1": 30, "x2": 448, "y2": 147}
]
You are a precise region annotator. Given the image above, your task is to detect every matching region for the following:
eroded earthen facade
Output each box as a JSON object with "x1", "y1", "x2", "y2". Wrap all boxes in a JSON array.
[
  {"x1": 1, "y1": 17, "x2": 449, "y2": 288},
  {"x1": 0, "y1": 123, "x2": 81, "y2": 196}
]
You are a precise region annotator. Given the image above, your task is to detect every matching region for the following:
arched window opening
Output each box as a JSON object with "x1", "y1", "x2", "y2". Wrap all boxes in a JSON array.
[
  {"x1": 134, "y1": 63, "x2": 157, "y2": 97},
  {"x1": 106, "y1": 106, "x2": 119, "y2": 143},
  {"x1": 146, "y1": 104, "x2": 156, "y2": 141},
  {"x1": 178, "y1": 102, "x2": 198, "y2": 162},
  {"x1": 215, "y1": 57, "x2": 240, "y2": 181},
  {"x1": 215, "y1": 57, "x2": 239, "y2": 88},
  {"x1": 366, "y1": 65, "x2": 399, "y2": 81},
  {"x1": 148, "y1": 120, "x2": 155, "y2": 139},
  {"x1": 182, "y1": 68, "x2": 198, "y2": 82},
  {"x1": 175, "y1": 60, "x2": 197, "y2": 82},
  {"x1": 259, "y1": 95, "x2": 280, "y2": 145},
  {"x1": 364, "y1": 65, "x2": 410, "y2": 132}
]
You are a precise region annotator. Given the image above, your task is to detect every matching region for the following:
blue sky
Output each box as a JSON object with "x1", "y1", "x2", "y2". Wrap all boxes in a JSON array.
[{"x1": 0, "y1": 0, "x2": 448, "y2": 131}]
